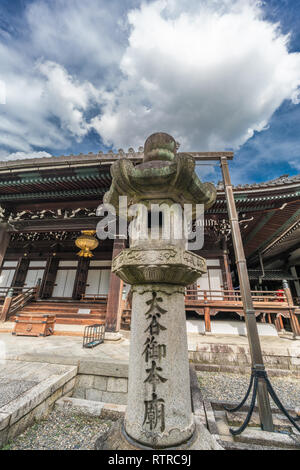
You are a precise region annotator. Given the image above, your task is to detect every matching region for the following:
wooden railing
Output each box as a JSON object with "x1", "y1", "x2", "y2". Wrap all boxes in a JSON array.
[
  {"x1": 81, "y1": 293, "x2": 108, "y2": 303},
  {"x1": 0, "y1": 286, "x2": 38, "y2": 322},
  {"x1": 185, "y1": 289, "x2": 288, "y2": 304}
]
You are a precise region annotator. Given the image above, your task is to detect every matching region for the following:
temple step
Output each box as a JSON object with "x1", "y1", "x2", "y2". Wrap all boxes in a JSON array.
[{"x1": 11, "y1": 300, "x2": 107, "y2": 326}]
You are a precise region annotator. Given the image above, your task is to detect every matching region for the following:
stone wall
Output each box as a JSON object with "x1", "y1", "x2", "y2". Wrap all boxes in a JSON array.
[
  {"x1": 0, "y1": 367, "x2": 77, "y2": 448},
  {"x1": 72, "y1": 360, "x2": 129, "y2": 405},
  {"x1": 188, "y1": 343, "x2": 300, "y2": 377}
]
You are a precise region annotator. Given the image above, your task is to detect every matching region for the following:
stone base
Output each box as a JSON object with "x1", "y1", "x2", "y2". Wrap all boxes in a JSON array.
[
  {"x1": 95, "y1": 418, "x2": 223, "y2": 450},
  {"x1": 104, "y1": 332, "x2": 123, "y2": 342}
]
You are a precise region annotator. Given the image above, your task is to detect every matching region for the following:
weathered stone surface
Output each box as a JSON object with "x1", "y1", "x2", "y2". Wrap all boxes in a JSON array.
[
  {"x1": 102, "y1": 391, "x2": 128, "y2": 405},
  {"x1": 75, "y1": 375, "x2": 95, "y2": 388},
  {"x1": 226, "y1": 411, "x2": 293, "y2": 431},
  {"x1": 112, "y1": 247, "x2": 206, "y2": 286},
  {"x1": 0, "y1": 379, "x2": 38, "y2": 407},
  {"x1": 101, "y1": 403, "x2": 126, "y2": 421},
  {"x1": 72, "y1": 387, "x2": 86, "y2": 399},
  {"x1": 78, "y1": 360, "x2": 128, "y2": 377},
  {"x1": 233, "y1": 428, "x2": 300, "y2": 449},
  {"x1": 104, "y1": 332, "x2": 123, "y2": 342},
  {"x1": 62, "y1": 377, "x2": 76, "y2": 396},
  {"x1": 95, "y1": 418, "x2": 223, "y2": 450},
  {"x1": 0, "y1": 411, "x2": 10, "y2": 431},
  {"x1": 125, "y1": 284, "x2": 194, "y2": 447},
  {"x1": 86, "y1": 389, "x2": 103, "y2": 402},
  {"x1": 107, "y1": 377, "x2": 128, "y2": 393},
  {"x1": 93, "y1": 375, "x2": 108, "y2": 391},
  {"x1": 55, "y1": 397, "x2": 104, "y2": 417}
]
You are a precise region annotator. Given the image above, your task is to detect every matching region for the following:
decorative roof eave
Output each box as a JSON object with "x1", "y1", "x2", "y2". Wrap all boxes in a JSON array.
[
  {"x1": 0, "y1": 150, "x2": 233, "y2": 174},
  {"x1": 0, "y1": 187, "x2": 106, "y2": 202},
  {"x1": 0, "y1": 171, "x2": 112, "y2": 195}
]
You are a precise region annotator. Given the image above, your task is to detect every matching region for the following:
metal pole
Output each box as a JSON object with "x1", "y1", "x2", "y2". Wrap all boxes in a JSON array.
[{"x1": 220, "y1": 156, "x2": 274, "y2": 432}]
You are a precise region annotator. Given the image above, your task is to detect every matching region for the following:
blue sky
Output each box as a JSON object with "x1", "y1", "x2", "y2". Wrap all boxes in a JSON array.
[{"x1": 0, "y1": 0, "x2": 299, "y2": 184}]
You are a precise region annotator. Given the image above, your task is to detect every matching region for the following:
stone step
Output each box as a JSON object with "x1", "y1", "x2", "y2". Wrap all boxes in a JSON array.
[{"x1": 233, "y1": 427, "x2": 300, "y2": 449}]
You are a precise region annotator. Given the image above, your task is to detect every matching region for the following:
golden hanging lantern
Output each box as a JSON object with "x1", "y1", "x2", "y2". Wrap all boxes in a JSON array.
[{"x1": 75, "y1": 230, "x2": 99, "y2": 258}]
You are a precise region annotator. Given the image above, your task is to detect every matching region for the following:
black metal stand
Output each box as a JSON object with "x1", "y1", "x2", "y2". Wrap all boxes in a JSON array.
[
  {"x1": 224, "y1": 367, "x2": 300, "y2": 435},
  {"x1": 83, "y1": 324, "x2": 105, "y2": 348}
]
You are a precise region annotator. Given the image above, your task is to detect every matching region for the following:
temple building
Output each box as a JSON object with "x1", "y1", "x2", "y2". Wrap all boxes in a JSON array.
[{"x1": 0, "y1": 150, "x2": 299, "y2": 336}]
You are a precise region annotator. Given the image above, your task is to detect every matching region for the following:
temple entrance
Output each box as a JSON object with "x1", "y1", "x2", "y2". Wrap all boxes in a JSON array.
[
  {"x1": 85, "y1": 269, "x2": 110, "y2": 296},
  {"x1": 24, "y1": 261, "x2": 46, "y2": 288},
  {"x1": 196, "y1": 260, "x2": 224, "y2": 300},
  {"x1": 52, "y1": 261, "x2": 78, "y2": 298}
]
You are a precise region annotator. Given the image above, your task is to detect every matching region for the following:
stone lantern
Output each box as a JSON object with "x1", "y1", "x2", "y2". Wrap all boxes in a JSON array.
[{"x1": 97, "y1": 132, "x2": 219, "y2": 450}]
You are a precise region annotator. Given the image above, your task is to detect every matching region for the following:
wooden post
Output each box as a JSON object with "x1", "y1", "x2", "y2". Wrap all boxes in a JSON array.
[
  {"x1": 12, "y1": 257, "x2": 30, "y2": 288},
  {"x1": 105, "y1": 237, "x2": 126, "y2": 332},
  {"x1": 204, "y1": 307, "x2": 211, "y2": 333},
  {"x1": 0, "y1": 288, "x2": 14, "y2": 322},
  {"x1": 221, "y1": 156, "x2": 274, "y2": 432},
  {"x1": 222, "y1": 237, "x2": 234, "y2": 294},
  {"x1": 73, "y1": 257, "x2": 90, "y2": 300},
  {"x1": 40, "y1": 257, "x2": 59, "y2": 299},
  {"x1": 278, "y1": 315, "x2": 284, "y2": 331},
  {"x1": 0, "y1": 226, "x2": 10, "y2": 269},
  {"x1": 283, "y1": 280, "x2": 300, "y2": 337}
]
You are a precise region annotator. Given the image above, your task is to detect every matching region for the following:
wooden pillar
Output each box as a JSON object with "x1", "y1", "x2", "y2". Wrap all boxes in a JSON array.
[
  {"x1": 274, "y1": 316, "x2": 281, "y2": 332},
  {"x1": 0, "y1": 288, "x2": 13, "y2": 322},
  {"x1": 12, "y1": 257, "x2": 30, "y2": 288},
  {"x1": 204, "y1": 307, "x2": 211, "y2": 333},
  {"x1": 73, "y1": 257, "x2": 90, "y2": 300},
  {"x1": 278, "y1": 315, "x2": 284, "y2": 331},
  {"x1": 40, "y1": 257, "x2": 59, "y2": 299},
  {"x1": 221, "y1": 156, "x2": 274, "y2": 432},
  {"x1": 222, "y1": 237, "x2": 233, "y2": 298},
  {"x1": 0, "y1": 226, "x2": 10, "y2": 269},
  {"x1": 105, "y1": 237, "x2": 126, "y2": 332},
  {"x1": 283, "y1": 280, "x2": 300, "y2": 337},
  {"x1": 267, "y1": 313, "x2": 272, "y2": 324}
]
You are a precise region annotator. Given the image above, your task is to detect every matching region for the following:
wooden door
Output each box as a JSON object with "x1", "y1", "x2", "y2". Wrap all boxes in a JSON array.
[
  {"x1": 52, "y1": 269, "x2": 77, "y2": 298},
  {"x1": 24, "y1": 269, "x2": 45, "y2": 288},
  {"x1": 85, "y1": 269, "x2": 111, "y2": 296},
  {"x1": 0, "y1": 269, "x2": 15, "y2": 288}
]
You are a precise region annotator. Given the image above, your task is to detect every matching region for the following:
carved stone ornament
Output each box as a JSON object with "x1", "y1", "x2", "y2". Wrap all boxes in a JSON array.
[{"x1": 112, "y1": 247, "x2": 206, "y2": 286}]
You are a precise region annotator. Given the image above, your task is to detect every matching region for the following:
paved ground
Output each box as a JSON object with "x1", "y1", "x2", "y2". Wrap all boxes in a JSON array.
[
  {"x1": 2, "y1": 410, "x2": 112, "y2": 450},
  {"x1": 0, "y1": 329, "x2": 299, "y2": 366},
  {"x1": 0, "y1": 331, "x2": 130, "y2": 365},
  {"x1": 0, "y1": 360, "x2": 77, "y2": 411}
]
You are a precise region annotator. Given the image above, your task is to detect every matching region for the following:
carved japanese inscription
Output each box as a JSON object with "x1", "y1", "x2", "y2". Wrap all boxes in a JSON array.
[{"x1": 143, "y1": 292, "x2": 167, "y2": 433}]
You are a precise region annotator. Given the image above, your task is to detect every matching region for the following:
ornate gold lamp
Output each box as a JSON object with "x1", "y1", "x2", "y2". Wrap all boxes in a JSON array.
[{"x1": 75, "y1": 230, "x2": 99, "y2": 257}]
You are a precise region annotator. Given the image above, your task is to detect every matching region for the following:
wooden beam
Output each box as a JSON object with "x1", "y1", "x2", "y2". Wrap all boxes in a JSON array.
[
  {"x1": 105, "y1": 237, "x2": 126, "y2": 332},
  {"x1": 220, "y1": 156, "x2": 274, "y2": 432}
]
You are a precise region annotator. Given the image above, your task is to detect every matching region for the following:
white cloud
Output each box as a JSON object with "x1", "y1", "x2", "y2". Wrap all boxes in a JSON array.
[
  {"x1": 37, "y1": 61, "x2": 100, "y2": 138},
  {"x1": 0, "y1": 0, "x2": 127, "y2": 159},
  {"x1": 93, "y1": 0, "x2": 300, "y2": 151},
  {"x1": 289, "y1": 159, "x2": 300, "y2": 171},
  {"x1": 0, "y1": 151, "x2": 52, "y2": 161},
  {"x1": 0, "y1": 0, "x2": 300, "y2": 168}
]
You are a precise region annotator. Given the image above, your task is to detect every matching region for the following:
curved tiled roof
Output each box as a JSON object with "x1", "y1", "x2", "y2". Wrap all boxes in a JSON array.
[{"x1": 216, "y1": 173, "x2": 300, "y2": 191}]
